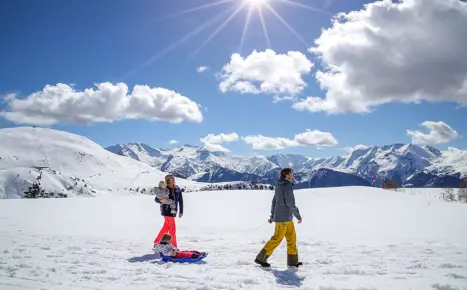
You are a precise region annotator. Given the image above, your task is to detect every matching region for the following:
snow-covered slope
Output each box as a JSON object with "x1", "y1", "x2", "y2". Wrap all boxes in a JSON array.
[
  {"x1": 106, "y1": 143, "x2": 166, "y2": 168},
  {"x1": 1, "y1": 187, "x2": 467, "y2": 289},
  {"x1": 0, "y1": 127, "x2": 202, "y2": 198}
]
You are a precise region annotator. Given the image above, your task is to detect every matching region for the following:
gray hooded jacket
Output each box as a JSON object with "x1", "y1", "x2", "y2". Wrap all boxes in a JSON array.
[{"x1": 270, "y1": 178, "x2": 302, "y2": 222}]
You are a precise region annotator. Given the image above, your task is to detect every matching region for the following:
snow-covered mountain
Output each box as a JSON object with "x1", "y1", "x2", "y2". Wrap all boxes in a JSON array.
[
  {"x1": 106, "y1": 143, "x2": 284, "y2": 183},
  {"x1": 106, "y1": 142, "x2": 467, "y2": 187},
  {"x1": 301, "y1": 144, "x2": 447, "y2": 184},
  {"x1": 403, "y1": 170, "x2": 467, "y2": 188},
  {"x1": 0, "y1": 127, "x2": 203, "y2": 199},
  {"x1": 323, "y1": 144, "x2": 465, "y2": 186},
  {"x1": 266, "y1": 153, "x2": 310, "y2": 171},
  {"x1": 293, "y1": 168, "x2": 371, "y2": 189}
]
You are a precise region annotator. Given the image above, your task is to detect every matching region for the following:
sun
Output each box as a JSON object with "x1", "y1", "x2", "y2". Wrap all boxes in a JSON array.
[
  {"x1": 246, "y1": 0, "x2": 267, "y2": 7},
  {"x1": 122, "y1": 0, "x2": 329, "y2": 80}
]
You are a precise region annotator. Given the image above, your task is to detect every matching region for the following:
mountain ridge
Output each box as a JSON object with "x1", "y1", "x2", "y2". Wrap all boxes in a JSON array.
[{"x1": 105, "y1": 141, "x2": 467, "y2": 187}]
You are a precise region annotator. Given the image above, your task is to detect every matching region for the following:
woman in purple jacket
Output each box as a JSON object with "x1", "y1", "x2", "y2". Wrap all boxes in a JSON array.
[{"x1": 153, "y1": 174, "x2": 184, "y2": 248}]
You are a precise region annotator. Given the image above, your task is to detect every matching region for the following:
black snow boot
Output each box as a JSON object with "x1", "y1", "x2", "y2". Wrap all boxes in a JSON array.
[
  {"x1": 255, "y1": 248, "x2": 271, "y2": 267},
  {"x1": 255, "y1": 259, "x2": 271, "y2": 267},
  {"x1": 287, "y1": 254, "x2": 302, "y2": 267}
]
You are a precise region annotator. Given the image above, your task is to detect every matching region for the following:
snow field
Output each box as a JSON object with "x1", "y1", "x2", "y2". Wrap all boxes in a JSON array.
[{"x1": 1, "y1": 187, "x2": 467, "y2": 289}]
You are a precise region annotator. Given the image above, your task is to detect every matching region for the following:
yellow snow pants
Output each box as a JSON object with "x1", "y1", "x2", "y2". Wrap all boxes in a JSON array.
[{"x1": 263, "y1": 221, "x2": 297, "y2": 256}]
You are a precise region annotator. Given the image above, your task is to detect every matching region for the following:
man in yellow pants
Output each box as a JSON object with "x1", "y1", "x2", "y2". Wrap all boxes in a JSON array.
[{"x1": 255, "y1": 168, "x2": 303, "y2": 268}]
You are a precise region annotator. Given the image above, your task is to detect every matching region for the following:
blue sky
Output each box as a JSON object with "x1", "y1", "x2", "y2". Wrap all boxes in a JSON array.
[{"x1": 1, "y1": 0, "x2": 466, "y2": 158}]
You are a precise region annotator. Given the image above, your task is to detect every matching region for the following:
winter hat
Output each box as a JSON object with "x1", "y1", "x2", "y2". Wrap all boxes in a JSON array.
[
  {"x1": 158, "y1": 181, "x2": 166, "y2": 187},
  {"x1": 165, "y1": 174, "x2": 175, "y2": 182}
]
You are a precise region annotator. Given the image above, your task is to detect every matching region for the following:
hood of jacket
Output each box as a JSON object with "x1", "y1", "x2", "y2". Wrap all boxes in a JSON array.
[{"x1": 276, "y1": 177, "x2": 292, "y2": 186}]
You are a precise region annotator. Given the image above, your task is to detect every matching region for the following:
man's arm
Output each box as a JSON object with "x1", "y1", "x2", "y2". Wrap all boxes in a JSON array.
[
  {"x1": 284, "y1": 184, "x2": 302, "y2": 221},
  {"x1": 270, "y1": 194, "x2": 276, "y2": 220}
]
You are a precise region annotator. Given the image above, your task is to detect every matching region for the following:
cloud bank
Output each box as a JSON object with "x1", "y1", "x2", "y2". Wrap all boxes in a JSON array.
[
  {"x1": 242, "y1": 129, "x2": 338, "y2": 150},
  {"x1": 200, "y1": 132, "x2": 239, "y2": 152},
  {"x1": 294, "y1": 0, "x2": 467, "y2": 114},
  {"x1": 219, "y1": 49, "x2": 313, "y2": 97},
  {"x1": 0, "y1": 83, "x2": 203, "y2": 126},
  {"x1": 406, "y1": 121, "x2": 460, "y2": 145}
]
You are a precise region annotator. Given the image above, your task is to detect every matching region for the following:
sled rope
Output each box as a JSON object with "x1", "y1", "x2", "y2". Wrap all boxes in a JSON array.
[{"x1": 228, "y1": 221, "x2": 269, "y2": 244}]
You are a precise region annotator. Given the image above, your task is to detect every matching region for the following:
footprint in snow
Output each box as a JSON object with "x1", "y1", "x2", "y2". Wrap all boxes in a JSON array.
[
  {"x1": 445, "y1": 273, "x2": 467, "y2": 280},
  {"x1": 440, "y1": 263, "x2": 464, "y2": 269}
]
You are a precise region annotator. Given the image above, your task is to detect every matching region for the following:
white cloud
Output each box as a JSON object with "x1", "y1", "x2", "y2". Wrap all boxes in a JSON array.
[
  {"x1": 440, "y1": 147, "x2": 467, "y2": 164},
  {"x1": 218, "y1": 49, "x2": 313, "y2": 97},
  {"x1": 200, "y1": 132, "x2": 239, "y2": 144},
  {"x1": 0, "y1": 83, "x2": 203, "y2": 126},
  {"x1": 202, "y1": 143, "x2": 231, "y2": 152},
  {"x1": 273, "y1": 95, "x2": 296, "y2": 103},
  {"x1": 0, "y1": 93, "x2": 16, "y2": 103},
  {"x1": 406, "y1": 121, "x2": 460, "y2": 145},
  {"x1": 197, "y1": 66, "x2": 208, "y2": 73},
  {"x1": 169, "y1": 140, "x2": 179, "y2": 145},
  {"x1": 243, "y1": 135, "x2": 296, "y2": 150},
  {"x1": 200, "y1": 132, "x2": 239, "y2": 152},
  {"x1": 242, "y1": 129, "x2": 338, "y2": 150},
  {"x1": 296, "y1": 0, "x2": 467, "y2": 114}
]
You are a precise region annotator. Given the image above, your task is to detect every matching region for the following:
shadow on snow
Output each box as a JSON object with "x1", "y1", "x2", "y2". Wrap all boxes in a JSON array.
[
  {"x1": 264, "y1": 268, "x2": 305, "y2": 287},
  {"x1": 127, "y1": 253, "x2": 161, "y2": 263}
]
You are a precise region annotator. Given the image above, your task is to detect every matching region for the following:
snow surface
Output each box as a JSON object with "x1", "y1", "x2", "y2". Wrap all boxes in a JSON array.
[
  {"x1": 1, "y1": 186, "x2": 467, "y2": 289},
  {"x1": 0, "y1": 127, "x2": 204, "y2": 199}
]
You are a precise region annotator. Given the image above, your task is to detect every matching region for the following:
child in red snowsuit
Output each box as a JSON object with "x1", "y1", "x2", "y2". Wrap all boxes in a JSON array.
[{"x1": 154, "y1": 234, "x2": 204, "y2": 259}]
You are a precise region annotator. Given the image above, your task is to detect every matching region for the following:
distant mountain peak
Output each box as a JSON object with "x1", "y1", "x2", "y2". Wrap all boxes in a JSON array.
[{"x1": 104, "y1": 138, "x2": 466, "y2": 186}]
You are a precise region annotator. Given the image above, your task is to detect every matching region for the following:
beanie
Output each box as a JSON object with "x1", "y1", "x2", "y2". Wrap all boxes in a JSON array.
[{"x1": 165, "y1": 174, "x2": 174, "y2": 182}]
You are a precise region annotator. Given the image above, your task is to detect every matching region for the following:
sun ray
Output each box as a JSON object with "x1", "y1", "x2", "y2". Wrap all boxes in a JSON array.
[
  {"x1": 276, "y1": 0, "x2": 330, "y2": 15},
  {"x1": 189, "y1": 2, "x2": 248, "y2": 59},
  {"x1": 158, "y1": 0, "x2": 234, "y2": 20},
  {"x1": 264, "y1": 2, "x2": 309, "y2": 47},
  {"x1": 121, "y1": 8, "x2": 232, "y2": 80},
  {"x1": 122, "y1": 0, "x2": 325, "y2": 78},
  {"x1": 258, "y1": 7, "x2": 272, "y2": 49},
  {"x1": 239, "y1": 5, "x2": 254, "y2": 54}
]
